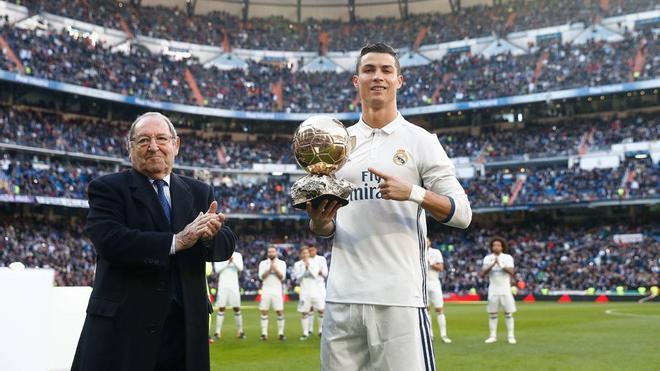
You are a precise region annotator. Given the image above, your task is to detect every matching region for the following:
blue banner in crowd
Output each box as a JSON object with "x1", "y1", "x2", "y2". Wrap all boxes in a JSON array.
[{"x1": 1, "y1": 70, "x2": 659, "y2": 122}]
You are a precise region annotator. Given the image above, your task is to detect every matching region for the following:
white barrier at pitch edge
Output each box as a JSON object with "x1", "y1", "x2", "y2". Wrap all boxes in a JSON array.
[{"x1": 0, "y1": 268, "x2": 91, "y2": 371}]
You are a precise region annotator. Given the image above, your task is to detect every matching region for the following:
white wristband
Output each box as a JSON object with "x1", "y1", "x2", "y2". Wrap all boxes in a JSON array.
[{"x1": 408, "y1": 185, "x2": 427, "y2": 204}]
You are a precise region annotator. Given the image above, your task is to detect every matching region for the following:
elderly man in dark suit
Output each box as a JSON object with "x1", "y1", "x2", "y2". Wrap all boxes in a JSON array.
[{"x1": 72, "y1": 112, "x2": 237, "y2": 371}]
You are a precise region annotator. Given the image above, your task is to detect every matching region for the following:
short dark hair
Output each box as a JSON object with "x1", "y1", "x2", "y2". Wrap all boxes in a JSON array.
[
  {"x1": 355, "y1": 42, "x2": 401, "y2": 75},
  {"x1": 489, "y1": 236, "x2": 508, "y2": 253}
]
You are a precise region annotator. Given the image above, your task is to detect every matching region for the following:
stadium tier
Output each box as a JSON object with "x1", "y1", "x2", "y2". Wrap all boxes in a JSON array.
[
  {"x1": 17, "y1": 0, "x2": 659, "y2": 51},
  {"x1": 1, "y1": 105, "x2": 658, "y2": 166},
  {"x1": 0, "y1": 24, "x2": 657, "y2": 113},
  {"x1": 1, "y1": 150, "x2": 658, "y2": 211}
]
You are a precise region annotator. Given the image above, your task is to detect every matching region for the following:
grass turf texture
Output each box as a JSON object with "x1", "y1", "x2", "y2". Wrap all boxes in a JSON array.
[{"x1": 209, "y1": 302, "x2": 660, "y2": 371}]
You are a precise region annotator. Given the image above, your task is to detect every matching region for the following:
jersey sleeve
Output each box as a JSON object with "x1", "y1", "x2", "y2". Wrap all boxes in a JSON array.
[
  {"x1": 293, "y1": 261, "x2": 303, "y2": 280},
  {"x1": 504, "y1": 255, "x2": 515, "y2": 268},
  {"x1": 215, "y1": 261, "x2": 228, "y2": 272},
  {"x1": 417, "y1": 132, "x2": 472, "y2": 229},
  {"x1": 308, "y1": 260, "x2": 320, "y2": 277},
  {"x1": 320, "y1": 257, "x2": 329, "y2": 277},
  {"x1": 258, "y1": 261, "x2": 267, "y2": 280},
  {"x1": 482, "y1": 256, "x2": 491, "y2": 269},
  {"x1": 279, "y1": 261, "x2": 287, "y2": 277},
  {"x1": 234, "y1": 253, "x2": 244, "y2": 272}
]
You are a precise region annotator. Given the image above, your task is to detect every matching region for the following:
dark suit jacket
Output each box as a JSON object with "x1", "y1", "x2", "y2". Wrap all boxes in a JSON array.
[{"x1": 71, "y1": 169, "x2": 236, "y2": 371}]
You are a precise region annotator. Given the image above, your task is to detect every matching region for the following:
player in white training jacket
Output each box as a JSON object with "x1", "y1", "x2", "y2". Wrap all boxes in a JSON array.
[
  {"x1": 426, "y1": 237, "x2": 451, "y2": 343},
  {"x1": 213, "y1": 251, "x2": 245, "y2": 339},
  {"x1": 480, "y1": 237, "x2": 517, "y2": 344},
  {"x1": 258, "y1": 246, "x2": 287, "y2": 341}
]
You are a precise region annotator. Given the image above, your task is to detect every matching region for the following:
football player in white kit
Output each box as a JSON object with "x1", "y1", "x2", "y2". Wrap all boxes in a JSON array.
[
  {"x1": 306, "y1": 43, "x2": 472, "y2": 371},
  {"x1": 293, "y1": 246, "x2": 325, "y2": 340},
  {"x1": 258, "y1": 246, "x2": 287, "y2": 341},
  {"x1": 308, "y1": 244, "x2": 328, "y2": 337},
  {"x1": 426, "y1": 237, "x2": 451, "y2": 344},
  {"x1": 213, "y1": 251, "x2": 245, "y2": 339},
  {"x1": 480, "y1": 237, "x2": 517, "y2": 344}
]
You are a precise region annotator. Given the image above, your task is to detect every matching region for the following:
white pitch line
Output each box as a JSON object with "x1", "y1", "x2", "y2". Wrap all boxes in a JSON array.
[{"x1": 604, "y1": 309, "x2": 660, "y2": 318}]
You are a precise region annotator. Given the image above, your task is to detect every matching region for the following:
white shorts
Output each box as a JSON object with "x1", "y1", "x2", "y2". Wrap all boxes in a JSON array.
[
  {"x1": 297, "y1": 294, "x2": 325, "y2": 313},
  {"x1": 321, "y1": 303, "x2": 436, "y2": 371},
  {"x1": 216, "y1": 288, "x2": 241, "y2": 308},
  {"x1": 259, "y1": 293, "x2": 284, "y2": 311},
  {"x1": 487, "y1": 294, "x2": 517, "y2": 313},
  {"x1": 426, "y1": 281, "x2": 444, "y2": 308}
]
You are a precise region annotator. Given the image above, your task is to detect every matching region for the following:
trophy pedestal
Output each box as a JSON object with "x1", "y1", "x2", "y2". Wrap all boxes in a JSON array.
[{"x1": 291, "y1": 174, "x2": 353, "y2": 210}]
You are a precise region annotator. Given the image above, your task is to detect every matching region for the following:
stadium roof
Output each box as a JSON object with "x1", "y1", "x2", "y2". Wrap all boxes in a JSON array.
[{"x1": 141, "y1": 0, "x2": 493, "y2": 20}]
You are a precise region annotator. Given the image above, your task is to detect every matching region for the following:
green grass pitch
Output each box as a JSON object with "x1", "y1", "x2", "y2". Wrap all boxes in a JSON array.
[{"x1": 209, "y1": 301, "x2": 660, "y2": 370}]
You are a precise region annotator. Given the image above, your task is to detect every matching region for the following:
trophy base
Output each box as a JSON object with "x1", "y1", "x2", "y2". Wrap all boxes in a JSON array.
[
  {"x1": 291, "y1": 174, "x2": 353, "y2": 210},
  {"x1": 293, "y1": 194, "x2": 348, "y2": 210}
]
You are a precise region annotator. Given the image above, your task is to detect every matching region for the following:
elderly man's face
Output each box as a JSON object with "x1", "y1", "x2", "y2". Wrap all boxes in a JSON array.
[{"x1": 129, "y1": 116, "x2": 180, "y2": 180}]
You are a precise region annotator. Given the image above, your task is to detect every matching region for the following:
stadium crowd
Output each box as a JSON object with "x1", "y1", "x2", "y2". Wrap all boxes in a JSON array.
[
  {"x1": 1, "y1": 216, "x2": 656, "y2": 295},
  {"x1": 18, "y1": 0, "x2": 658, "y2": 51},
  {"x1": 1, "y1": 149, "x2": 657, "y2": 212},
  {"x1": 436, "y1": 223, "x2": 659, "y2": 295},
  {"x1": 0, "y1": 24, "x2": 657, "y2": 113},
  {"x1": 1, "y1": 106, "x2": 657, "y2": 168}
]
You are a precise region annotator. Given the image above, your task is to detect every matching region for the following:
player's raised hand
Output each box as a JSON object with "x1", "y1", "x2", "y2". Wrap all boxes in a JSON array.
[{"x1": 368, "y1": 167, "x2": 413, "y2": 201}]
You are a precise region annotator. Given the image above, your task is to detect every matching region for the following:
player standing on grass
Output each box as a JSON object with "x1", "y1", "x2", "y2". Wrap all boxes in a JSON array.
[
  {"x1": 306, "y1": 42, "x2": 472, "y2": 371},
  {"x1": 213, "y1": 251, "x2": 245, "y2": 339},
  {"x1": 293, "y1": 246, "x2": 324, "y2": 340},
  {"x1": 480, "y1": 237, "x2": 517, "y2": 344},
  {"x1": 258, "y1": 246, "x2": 287, "y2": 341},
  {"x1": 426, "y1": 237, "x2": 452, "y2": 343},
  {"x1": 308, "y1": 244, "x2": 328, "y2": 337}
]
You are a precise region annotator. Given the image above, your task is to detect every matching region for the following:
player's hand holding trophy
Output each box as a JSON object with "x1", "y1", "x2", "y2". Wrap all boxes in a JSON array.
[{"x1": 291, "y1": 115, "x2": 354, "y2": 209}]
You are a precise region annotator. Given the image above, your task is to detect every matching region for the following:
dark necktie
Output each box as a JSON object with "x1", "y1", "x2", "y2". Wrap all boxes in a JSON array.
[
  {"x1": 154, "y1": 179, "x2": 171, "y2": 224},
  {"x1": 155, "y1": 179, "x2": 183, "y2": 304}
]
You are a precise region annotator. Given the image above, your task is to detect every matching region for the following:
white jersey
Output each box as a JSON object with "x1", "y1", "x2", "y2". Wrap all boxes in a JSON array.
[
  {"x1": 483, "y1": 253, "x2": 515, "y2": 296},
  {"x1": 426, "y1": 248, "x2": 444, "y2": 283},
  {"x1": 327, "y1": 113, "x2": 472, "y2": 307},
  {"x1": 258, "y1": 258, "x2": 286, "y2": 295},
  {"x1": 214, "y1": 251, "x2": 243, "y2": 291},
  {"x1": 312, "y1": 254, "x2": 329, "y2": 289},
  {"x1": 294, "y1": 259, "x2": 321, "y2": 296}
]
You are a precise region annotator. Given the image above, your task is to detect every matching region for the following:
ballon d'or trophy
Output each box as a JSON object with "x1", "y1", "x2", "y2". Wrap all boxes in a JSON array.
[{"x1": 291, "y1": 115, "x2": 354, "y2": 210}]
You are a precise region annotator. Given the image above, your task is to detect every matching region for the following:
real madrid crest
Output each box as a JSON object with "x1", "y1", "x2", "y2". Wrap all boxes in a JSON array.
[{"x1": 393, "y1": 148, "x2": 409, "y2": 166}]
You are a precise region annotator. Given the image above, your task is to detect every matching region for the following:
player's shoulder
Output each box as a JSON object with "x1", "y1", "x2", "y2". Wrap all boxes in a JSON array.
[
  {"x1": 399, "y1": 117, "x2": 433, "y2": 136},
  {"x1": 398, "y1": 118, "x2": 443, "y2": 151},
  {"x1": 503, "y1": 253, "x2": 514, "y2": 260},
  {"x1": 233, "y1": 251, "x2": 243, "y2": 258}
]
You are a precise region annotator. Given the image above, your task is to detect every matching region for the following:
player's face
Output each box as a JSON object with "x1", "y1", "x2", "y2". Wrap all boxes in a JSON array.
[
  {"x1": 300, "y1": 249, "x2": 310, "y2": 260},
  {"x1": 491, "y1": 241, "x2": 503, "y2": 254},
  {"x1": 308, "y1": 247, "x2": 317, "y2": 257},
  {"x1": 129, "y1": 116, "x2": 180, "y2": 180},
  {"x1": 267, "y1": 247, "x2": 277, "y2": 259},
  {"x1": 353, "y1": 52, "x2": 403, "y2": 110}
]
